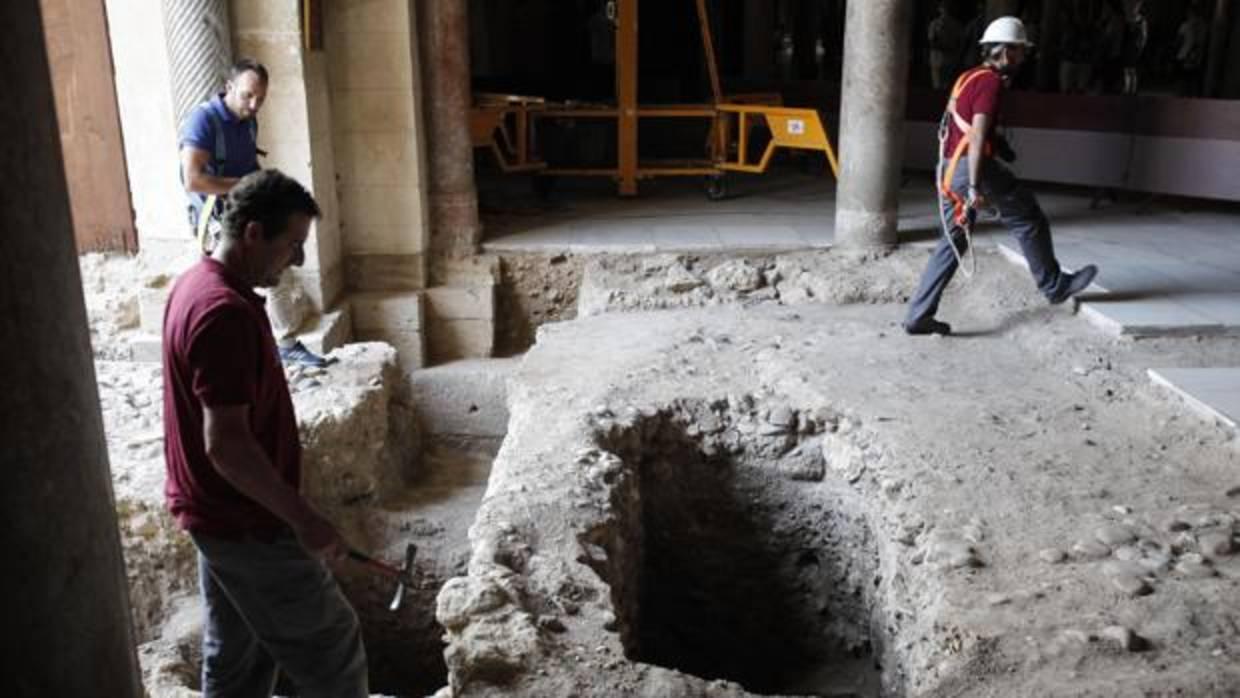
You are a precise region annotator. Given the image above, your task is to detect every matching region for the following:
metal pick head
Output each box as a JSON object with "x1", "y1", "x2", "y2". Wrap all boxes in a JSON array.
[{"x1": 388, "y1": 580, "x2": 406, "y2": 612}]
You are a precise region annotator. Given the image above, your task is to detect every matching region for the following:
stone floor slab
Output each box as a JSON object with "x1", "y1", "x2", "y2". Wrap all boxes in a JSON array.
[
  {"x1": 483, "y1": 171, "x2": 1240, "y2": 338},
  {"x1": 1148, "y1": 367, "x2": 1240, "y2": 428}
]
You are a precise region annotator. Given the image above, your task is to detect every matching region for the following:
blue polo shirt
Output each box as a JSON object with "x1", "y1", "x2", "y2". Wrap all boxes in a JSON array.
[{"x1": 179, "y1": 94, "x2": 260, "y2": 224}]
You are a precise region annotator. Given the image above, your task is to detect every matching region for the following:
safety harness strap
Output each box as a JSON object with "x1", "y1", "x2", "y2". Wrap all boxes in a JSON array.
[{"x1": 939, "y1": 67, "x2": 997, "y2": 226}]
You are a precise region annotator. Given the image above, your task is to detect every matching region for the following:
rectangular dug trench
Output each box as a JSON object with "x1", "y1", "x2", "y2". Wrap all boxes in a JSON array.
[{"x1": 600, "y1": 405, "x2": 888, "y2": 696}]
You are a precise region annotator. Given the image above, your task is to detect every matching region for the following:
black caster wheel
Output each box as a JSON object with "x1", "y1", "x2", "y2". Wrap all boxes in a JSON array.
[{"x1": 705, "y1": 174, "x2": 728, "y2": 201}]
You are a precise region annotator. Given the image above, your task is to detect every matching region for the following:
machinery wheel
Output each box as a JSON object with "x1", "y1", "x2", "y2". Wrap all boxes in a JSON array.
[{"x1": 705, "y1": 174, "x2": 727, "y2": 201}]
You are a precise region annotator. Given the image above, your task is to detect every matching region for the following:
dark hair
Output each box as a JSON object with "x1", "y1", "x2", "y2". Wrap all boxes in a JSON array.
[
  {"x1": 221, "y1": 169, "x2": 320, "y2": 241},
  {"x1": 228, "y1": 58, "x2": 269, "y2": 85}
]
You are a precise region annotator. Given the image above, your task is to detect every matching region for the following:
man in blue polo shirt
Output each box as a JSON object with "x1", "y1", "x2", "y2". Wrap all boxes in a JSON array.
[{"x1": 180, "y1": 59, "x2": 329, "y2": 368}]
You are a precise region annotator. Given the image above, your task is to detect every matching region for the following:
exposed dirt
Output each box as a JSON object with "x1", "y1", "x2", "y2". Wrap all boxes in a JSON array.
[
  {"x1": 84, "y1": 243, "x2": 1240, "y2": 697},
  {"x1": 435, "y1": 245, "x2": 1240, "y2": 697},
  {"x1": 495, "y1": 252, "x2": 586, "y2": 356},
  {"x1": 82, "y1": 253, "x2": 483, "y2": 698}
]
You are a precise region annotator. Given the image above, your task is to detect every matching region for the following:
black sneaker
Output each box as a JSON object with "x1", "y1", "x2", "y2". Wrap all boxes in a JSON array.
[
  {"x1": 904, "y1": 318, "x2": 952, "y2": 336},
  {"x1": 1049, "y1": 264, "x2": 1098, "y2": 305},
  {"x1": 278, "y1": 341, "x2": 331, "y2": 368}
]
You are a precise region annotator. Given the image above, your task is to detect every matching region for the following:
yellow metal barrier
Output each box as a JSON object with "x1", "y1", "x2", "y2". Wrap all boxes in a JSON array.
[
  {"x1": 714, "y1": 104, "x2": 839, "y2": 179},
  {"x1": 470, "y1": 93, "x2": 546, "y2": 173}
]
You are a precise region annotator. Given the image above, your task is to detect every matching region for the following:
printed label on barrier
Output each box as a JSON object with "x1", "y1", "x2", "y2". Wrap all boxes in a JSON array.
[{"x1": 787, "y1": 119, "x2": 805, "y2": 135}]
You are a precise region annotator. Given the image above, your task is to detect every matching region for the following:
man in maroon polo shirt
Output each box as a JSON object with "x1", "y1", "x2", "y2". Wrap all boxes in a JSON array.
[{"x1": 162, "y1": 169, "x2": 367, "y2": 697}]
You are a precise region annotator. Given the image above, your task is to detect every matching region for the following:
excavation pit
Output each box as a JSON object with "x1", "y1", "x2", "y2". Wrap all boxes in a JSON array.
[{"x1": 601, "y1": 406, "x2": 887, "y2": 697}]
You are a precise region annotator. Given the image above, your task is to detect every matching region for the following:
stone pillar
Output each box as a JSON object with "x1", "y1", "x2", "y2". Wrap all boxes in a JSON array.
[
  {"x1": 162, "y1": 0, "x2": 232, "y2": 125},
  {"x1": 833, "y1": 0, "x2": 913, "y2": 248},
  {"x1": 418, "y1": 0, "x2": 481, "y2": 258},
  {"x1": 0, "y1": 2, "x2": 142, "y2": 695}
]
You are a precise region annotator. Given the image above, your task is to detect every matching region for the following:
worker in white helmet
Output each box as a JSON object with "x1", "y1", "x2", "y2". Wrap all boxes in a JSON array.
[{"x1": 904, "y1": 16, "x2": 1099, "y2": 336}]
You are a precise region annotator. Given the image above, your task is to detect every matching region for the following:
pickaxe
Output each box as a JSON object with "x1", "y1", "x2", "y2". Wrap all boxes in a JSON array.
[{"x1": 347, "y1": 543, "x2": 417, "y2": 611}]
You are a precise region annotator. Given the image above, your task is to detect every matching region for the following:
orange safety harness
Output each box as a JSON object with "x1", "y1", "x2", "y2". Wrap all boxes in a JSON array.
[
  {"x1": 939, "y1": 66, "x2": 997, "y2": 227},
  {"x1": 935, "y1": 66, "x2": 1000, "y2": 278}
]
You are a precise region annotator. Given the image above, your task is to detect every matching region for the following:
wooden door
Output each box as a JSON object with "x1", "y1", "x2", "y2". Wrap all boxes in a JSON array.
[{"x1": 40, "y1": 0, "x2": 137, "y2": 253}]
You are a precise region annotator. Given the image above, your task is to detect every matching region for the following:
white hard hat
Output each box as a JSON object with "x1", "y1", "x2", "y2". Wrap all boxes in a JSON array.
[{"x1": 979, "y1": 16, "x2": 1033, "y2": 46}]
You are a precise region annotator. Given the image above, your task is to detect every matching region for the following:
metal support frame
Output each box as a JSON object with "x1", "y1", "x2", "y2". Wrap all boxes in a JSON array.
[
  {"x1": 470, "y1": 93, "x2": 546, "y2": 173},
  {"x1": 467, "y1": 0, "x2": 839, "y2": 198},
  {"x1": 616, "y1": 0, "x2": 639, "y2": 195}
]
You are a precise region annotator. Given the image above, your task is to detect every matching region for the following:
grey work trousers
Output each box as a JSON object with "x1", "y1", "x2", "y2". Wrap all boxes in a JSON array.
[
  {"x1": 192, "y1": 531, "x2": 368, "y2": 698},
  {"x1": 905, "y1": 156, "x2": 1065, "y2": 327}
]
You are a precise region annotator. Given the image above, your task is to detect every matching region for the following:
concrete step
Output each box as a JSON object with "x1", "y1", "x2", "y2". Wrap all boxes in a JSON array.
[{"x1": 408, "y1": 358, "x2": 517, "y2": 451}]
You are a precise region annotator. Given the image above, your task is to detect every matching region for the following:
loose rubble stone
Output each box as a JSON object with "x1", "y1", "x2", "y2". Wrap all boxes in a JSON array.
[
  {"x1": 1198, "y1": 531, "x2": 1235, "y2": 557},
  {"x1": 706, "y1": 260, "x2": 765, "y2": 292},
  {"x1": 897, "y1": 520, "x2": 924, "y2": 546},
  {"x1": 776, "y1": 442, "x2": 826, "y2": 482},
  {"x1": 1110, "y1": 574, "x2": 1153, "y2": 597},
  {"x1": 1095, "y1": 524, "x2": 1137, "y2": 547},
  {"x1": 1073, "y1": 540, "x2": 1112, "y2": 560},
  {"x1": 962, "y1": 520, "x2": 986, "y2": 544},
  {"x1": 664, "y1": 264, "x2": 705, "y2": 293},
  {"x1": 1139, "y1": 546, "x2": 1173, "y2": 572},
  {"x1": 766, "y1": 406, "x2": 796, "y2": 429},
  {"x1": 1039, "y1": 548, "x2": 1068, "y2": 564},
  {"x1": 1176, "y1": 559, "x2": 1217, "y2": 578},
  {"x1": 1102, "y1": 625, "x2": 1148, "y2": 652},
  {"x1": 538, "y1": 616, "x2": 567, "y2": 634},
  {"x1": 1060, "y1": 628, "x2": 1092, "y2": 645},
  {"x1": 1165, "y1": 519, "x2": 1192, "y2": 533},
  {"x1": 1101, "y1": 560, "x2": 1147, "y2": 579},
  {"x1": 928, "y1": 539, "x2": 982, "y2": 569}
]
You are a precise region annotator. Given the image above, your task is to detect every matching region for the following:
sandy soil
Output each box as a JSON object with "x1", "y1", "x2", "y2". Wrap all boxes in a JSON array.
[{"x1": 436, "y1": 245, "x2": 1240, "y2": 697}]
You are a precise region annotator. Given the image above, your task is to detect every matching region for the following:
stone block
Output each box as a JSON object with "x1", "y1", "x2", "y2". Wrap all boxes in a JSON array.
[
  {"x1": 333, "y1": 132, "x2": 421, "y2": 186},
  {"x1": 426, "y1": 286, "x2": 494, "y2": 322},
  {"x1": 430, "y1": 254, "x2": 500, "y2": 287},
  {"x1": 136, "y1": 239, "x2": 200, "y2": 276},
  {"x1": 409, "y1": 358, "x2": 517, "y2": 440},
  {"x1": 343, "y1": 224, "x2": 427, "y2": 258},
  {"x1": 138, "y1": 286, "x2": 171, "y2": 334},
  {"x1": 428, "y1": 318, "x2": 493, "y2": 364},
  {"x1": 326, "y1": 0, "x2": 410, "y2": 35},
  {"x1": 332, "y1": 92, "x2": 416, "y2": 137},
  {"x1": 297, "y1": 305, "x2": 352, "y2": 356},
  {"x1": 325, "y1": 30, "x2": 413, "y2": 90},
  {"x1": 345, "y1": 254, "x2": 426, "y2": 291},
  {"x1": 351, "y1": 291, "x2": 424, "y2": 333},
  {"x1": 336, "y1": 185, "x2": 423, "y2": 231},
  {"x1": 232, "y1": 33, "x2": 304, "y2": 81},
  {"x1": 355, "y1": 328, "x2": 424, "y2": 371},
  {"x1": 129, "y1": 333, "x2": 161, "y2": 362},
  {"x1": 231, "y1": 1, "x2": 300, "y2": 32}
]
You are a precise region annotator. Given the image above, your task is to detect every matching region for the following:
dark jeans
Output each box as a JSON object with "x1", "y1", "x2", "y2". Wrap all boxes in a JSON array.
[
  {"x1": 906, "y1": 157, "x2": 1064, "y2": 326},
  {"x1": 192, "y1": 531, "x2": 368, "y2": 698}
]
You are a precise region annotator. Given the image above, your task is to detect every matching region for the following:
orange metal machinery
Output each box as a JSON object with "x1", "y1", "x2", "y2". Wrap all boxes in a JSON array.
[{"x1": 470, "y1": 0, "x2": 839, "y2": 199}]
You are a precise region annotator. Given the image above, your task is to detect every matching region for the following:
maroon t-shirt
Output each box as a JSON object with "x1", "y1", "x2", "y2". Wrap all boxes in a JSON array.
[
  {"x1": 162, "y1": 257, "x2": 301, "y2": 539},
  {"x1": 944, "y1": 68, "x2": 1003, "y2": 157}
]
